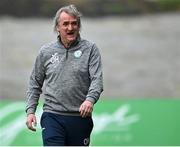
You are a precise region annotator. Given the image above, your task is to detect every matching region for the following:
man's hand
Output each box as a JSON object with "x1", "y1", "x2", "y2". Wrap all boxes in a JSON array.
[
  {"x1": 26, "y1": 113, "x2": 37, "y2": 131},
  {"x1": 79, "y1": 100, "x2": 93, "y2": 118}
]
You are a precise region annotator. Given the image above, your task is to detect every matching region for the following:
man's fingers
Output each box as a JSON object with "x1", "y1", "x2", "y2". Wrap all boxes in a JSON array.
[
  {"x1": 79, "y1": 100, "x2": 94, "y2": 117},
  {"x1": 26, "y1": 114, "x2": 37, "y2": 132},
  {"x1": 79, "y1": 105, "x2": 92, "y2": 117},
  {"x1": 79, "y1": 105, "x2": 85, "y2": 117},
  {"x1": 79, "y1": 105, "x2": 84, "y2": 116},
  {"x1": 33, "y1": 117, "x2": 37, "y2": 126},
  {"x1": 81, "y1": 107, "x2": 87, "y2": 117},
  {"x1": 26, "y1": 121, "x2": 36, "y2": 131},
  {"x1": 26, "y1": 121, "x2": 35, "y2": 131}
]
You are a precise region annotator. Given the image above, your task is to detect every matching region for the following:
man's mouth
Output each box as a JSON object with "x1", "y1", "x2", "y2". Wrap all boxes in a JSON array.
[{"x1": 67, "y1": 32, "x2": 74, "y2": 35}]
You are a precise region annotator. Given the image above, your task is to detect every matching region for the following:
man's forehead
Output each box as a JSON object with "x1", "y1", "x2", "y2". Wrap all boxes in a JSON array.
[
  {"x1": 62, "y1": 19, "x2": 78, "y2": 22},
  {"x1": 59, "y1": 11, "x2": 78, "y2": 22}
]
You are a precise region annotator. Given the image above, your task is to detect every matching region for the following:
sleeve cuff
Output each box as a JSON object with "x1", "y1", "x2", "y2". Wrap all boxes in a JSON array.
[
  {"x1": 26, "y1": 108, "x2": 35, "y2": 115},
  {"x1": 86, "y1": 97, "x2": 96, "y2": 104}
]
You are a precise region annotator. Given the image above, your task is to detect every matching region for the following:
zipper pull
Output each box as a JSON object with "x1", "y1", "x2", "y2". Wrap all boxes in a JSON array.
[{"x1": 66, "y1": 49, "x2": 68, "y2": 59}]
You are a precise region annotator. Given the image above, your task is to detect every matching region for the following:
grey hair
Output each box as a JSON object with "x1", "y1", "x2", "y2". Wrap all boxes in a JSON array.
[{"x1": 53, "y1": 4, "x2": 82, "y2": 33}]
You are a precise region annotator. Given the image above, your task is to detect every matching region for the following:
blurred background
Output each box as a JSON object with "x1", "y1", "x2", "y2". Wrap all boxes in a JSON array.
[{"x1": 0, "y1": 0, "x2": 180, "y2": 146}]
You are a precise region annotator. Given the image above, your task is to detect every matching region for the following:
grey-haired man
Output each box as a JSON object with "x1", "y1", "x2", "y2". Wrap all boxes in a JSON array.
[{"x1": 25, "y1": 4, "x2": 103, "y2": 146}]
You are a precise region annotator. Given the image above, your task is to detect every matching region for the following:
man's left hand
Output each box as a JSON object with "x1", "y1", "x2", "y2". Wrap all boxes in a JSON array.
[{"x1": 79, "y1": 100, "x2": 93, "y2": 117}]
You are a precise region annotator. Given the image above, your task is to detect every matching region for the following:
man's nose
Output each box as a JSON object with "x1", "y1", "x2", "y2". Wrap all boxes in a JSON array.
[{"x1": 68, "y1": 24, "x2": 73, "y2": 30}]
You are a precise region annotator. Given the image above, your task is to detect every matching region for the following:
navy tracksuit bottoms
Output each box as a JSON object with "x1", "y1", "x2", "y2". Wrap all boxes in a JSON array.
[{"x1": 40, "y1": 112, "x2": 93, "y2": 146}]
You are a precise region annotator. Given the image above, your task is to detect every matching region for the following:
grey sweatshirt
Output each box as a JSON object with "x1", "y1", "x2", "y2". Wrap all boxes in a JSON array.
[{"x1": 26, "y1": 37, "x2": 103, "y2": 116}]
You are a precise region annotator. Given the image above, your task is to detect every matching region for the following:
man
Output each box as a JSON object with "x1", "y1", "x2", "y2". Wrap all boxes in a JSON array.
[{"x1": 25, "y1": 4, "x2": 103, "y2": 146}]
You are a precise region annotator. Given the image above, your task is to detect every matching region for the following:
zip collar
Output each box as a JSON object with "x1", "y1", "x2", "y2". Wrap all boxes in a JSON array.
[{"x1": 57, "y1": 35, "x2": 80, "y2": 50}]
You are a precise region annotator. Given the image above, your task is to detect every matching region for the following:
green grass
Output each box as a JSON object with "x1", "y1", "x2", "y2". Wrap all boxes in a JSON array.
[{"x1": 1, "y1": 99, "x2": 180, "y2": 146}]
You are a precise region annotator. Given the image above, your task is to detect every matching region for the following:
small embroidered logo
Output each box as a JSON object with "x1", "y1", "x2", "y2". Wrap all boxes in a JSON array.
[
  {"x1": 83, "y1": 138, "x2": 90, "y2": 145},
  {"x1": 74, "y1": 50, "x2": 82, "y2": 58},
  {"x1": 50, "y1": 53, "x2": 59, "y2": 64}
]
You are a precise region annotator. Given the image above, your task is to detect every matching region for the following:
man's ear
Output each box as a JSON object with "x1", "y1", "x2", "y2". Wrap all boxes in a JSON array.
[{"x1": 56, "y1": 26, "x2": 60, "y2": 32}]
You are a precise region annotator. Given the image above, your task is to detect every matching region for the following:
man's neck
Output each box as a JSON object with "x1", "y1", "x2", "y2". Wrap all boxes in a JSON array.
[
  {"x1": 61, "y1": 39, "x2": 72, "y2": 49},
  {"x1": 58, "y1": 36, "x2": 79, "y2": 49}
]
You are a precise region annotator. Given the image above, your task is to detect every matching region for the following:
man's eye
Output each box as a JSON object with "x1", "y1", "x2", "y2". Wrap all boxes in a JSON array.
[
  {"x1": 72, "y1": 22, "x2": 78, "y2": 26},
  {"x1": 63, "y1": 22, "x2": 69, "y2": 26}
]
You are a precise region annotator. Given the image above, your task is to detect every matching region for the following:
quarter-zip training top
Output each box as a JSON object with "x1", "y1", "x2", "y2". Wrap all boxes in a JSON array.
[{"x1": 26, "y1": 37, "x2": 103, "y2": 116}]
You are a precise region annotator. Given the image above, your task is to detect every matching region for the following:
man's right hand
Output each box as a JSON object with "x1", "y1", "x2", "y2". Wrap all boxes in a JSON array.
[{"x1": 26, "y1": 113, "x2": 37, "y2": 131}]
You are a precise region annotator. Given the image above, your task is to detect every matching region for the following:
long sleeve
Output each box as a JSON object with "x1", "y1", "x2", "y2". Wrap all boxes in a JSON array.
[
  {"x1": 86, "y1": 44, "x2": 103, "y2": 104},
  {"x1": 26, "y1": 50, "x2": 45, "y2": 115}
]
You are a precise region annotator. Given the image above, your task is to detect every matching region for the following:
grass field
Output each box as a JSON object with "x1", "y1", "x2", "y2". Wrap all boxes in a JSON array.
[{"x1": 0, "y1": 99, "x2": 180, "y2": 146}]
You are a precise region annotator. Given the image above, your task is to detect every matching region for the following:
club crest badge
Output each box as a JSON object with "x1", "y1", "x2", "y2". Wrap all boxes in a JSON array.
[{"x1": 74, "y1": 50, "x2": 82, "y2": 58}]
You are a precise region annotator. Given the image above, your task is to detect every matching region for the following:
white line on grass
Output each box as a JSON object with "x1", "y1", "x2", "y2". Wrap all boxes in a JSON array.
[
  {"x1": 0, "y1": 102, "x2": 42, "y2": 145},
  {"x1": 0, "y1": 102, "x2": 25, "y2": 122}
]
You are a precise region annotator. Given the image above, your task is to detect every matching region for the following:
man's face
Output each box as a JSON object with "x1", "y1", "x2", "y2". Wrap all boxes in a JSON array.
[{"x1": 57, "y1": 11, "x2": 80, "y2": 46}]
